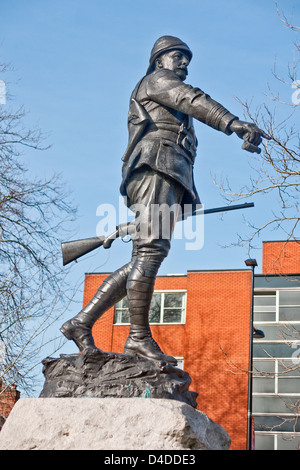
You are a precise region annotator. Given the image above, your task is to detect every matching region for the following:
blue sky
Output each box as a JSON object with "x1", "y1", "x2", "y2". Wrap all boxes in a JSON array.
[{"x1": 1, "y1": 1, "x2": 299, "y2": 374}]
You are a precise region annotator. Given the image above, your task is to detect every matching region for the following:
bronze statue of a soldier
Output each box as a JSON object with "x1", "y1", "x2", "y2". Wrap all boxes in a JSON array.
[{"x1": 60, "y1": 36, "x2": 269, "y2": 365}]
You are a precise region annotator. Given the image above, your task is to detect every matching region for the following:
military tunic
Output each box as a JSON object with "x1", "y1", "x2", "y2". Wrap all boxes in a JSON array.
[{"x1": 120, "y1": 68, "x2": 238, "y2": 209}]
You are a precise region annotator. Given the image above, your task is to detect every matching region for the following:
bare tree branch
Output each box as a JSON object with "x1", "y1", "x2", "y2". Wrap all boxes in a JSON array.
[{"x1": 0, "y1": 58, "x2": 78, "y2": 394}]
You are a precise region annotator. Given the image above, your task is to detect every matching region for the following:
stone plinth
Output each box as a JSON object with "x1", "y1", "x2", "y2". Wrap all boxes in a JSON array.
[{"x1": 0, "y1": 397, "x2": 231, "y2": 450}]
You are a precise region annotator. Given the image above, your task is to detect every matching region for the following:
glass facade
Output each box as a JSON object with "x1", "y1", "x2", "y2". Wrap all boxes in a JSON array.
[{"x1": 253, "y1": 286, "x2": 300, "y2": 450}]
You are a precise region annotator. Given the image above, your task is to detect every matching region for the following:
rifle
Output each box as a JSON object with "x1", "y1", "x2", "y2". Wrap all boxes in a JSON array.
[{"x1": 61, "y1": 202, "x2": 254, "y2": 266}]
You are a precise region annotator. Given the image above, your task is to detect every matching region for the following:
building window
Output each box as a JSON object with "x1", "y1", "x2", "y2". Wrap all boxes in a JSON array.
[
  {"x1": 114, "y1": 296, "x2": 130, "y2": 324},
  {"x1": 114, "y1": 291, "x2": 186, "y2": 325},
  {"x1": 253, "y1": 289, "x2": 300, "y2": 450}
]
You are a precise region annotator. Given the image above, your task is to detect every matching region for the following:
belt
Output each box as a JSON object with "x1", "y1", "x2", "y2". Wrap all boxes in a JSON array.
[{"x1": 143, "y1": 126, "x2": 197, "y2": 160}]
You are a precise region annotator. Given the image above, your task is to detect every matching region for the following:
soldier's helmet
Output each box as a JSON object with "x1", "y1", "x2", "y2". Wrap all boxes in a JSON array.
[{"x1": 146, "y1": 35, "x2": 193, "y2": 74}]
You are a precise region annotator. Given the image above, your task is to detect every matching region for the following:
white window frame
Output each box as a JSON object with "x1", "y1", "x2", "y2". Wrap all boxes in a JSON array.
[
  {"x1": 254, "y1": 431, "x2": 300, "y2": 451},
  {"x1": 149, "y1": 290, "x2": 187, "y2": 325}
]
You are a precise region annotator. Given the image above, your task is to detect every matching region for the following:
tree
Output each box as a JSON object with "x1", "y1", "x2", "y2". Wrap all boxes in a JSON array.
[
  {"x1": 213, "y1": 1, "x2": 300, "y2": 256},
  {"x1": 0, "y1": 60, "x2": 77, "y2": 395}
]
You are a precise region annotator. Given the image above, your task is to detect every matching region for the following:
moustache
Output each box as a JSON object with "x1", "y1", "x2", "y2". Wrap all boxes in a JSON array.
[{"x1": 178, "y1": 67, "x2": 188, "y2": 75}]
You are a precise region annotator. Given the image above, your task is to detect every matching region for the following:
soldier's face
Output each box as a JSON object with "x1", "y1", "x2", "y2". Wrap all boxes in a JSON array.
[{"x1": 156, "y1": 50, "x2": 189, "y2": 81}]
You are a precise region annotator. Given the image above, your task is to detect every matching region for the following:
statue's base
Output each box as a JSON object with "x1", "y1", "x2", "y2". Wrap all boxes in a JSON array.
[
  {"x1": 39, "y1": 349, "x2": 198, "y2": 408},
  {"x1": 0, "y1": 397, "x2": 230, "y2": 450}
]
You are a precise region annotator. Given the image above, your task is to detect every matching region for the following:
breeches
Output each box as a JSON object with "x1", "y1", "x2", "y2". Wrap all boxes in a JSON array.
[{"x1": 127, "y1": 166, "x2": 185, "y2": 264}]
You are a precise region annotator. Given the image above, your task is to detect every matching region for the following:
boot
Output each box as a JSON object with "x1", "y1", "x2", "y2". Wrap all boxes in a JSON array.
[
  {"x1": 123, "y1": 258, "x2": 177, "y2": 365},
  {"x1": 124, "y1": 326, "x2": 178, "y2": 365},
  {"x1": 60, "y1": 261, "x2": 133, "y2": 351}
]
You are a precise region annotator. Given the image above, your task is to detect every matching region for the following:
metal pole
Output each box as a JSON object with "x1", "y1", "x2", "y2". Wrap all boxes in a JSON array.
[{"x1": 245, "y1": 259, "x2": 257, "y2": 451}]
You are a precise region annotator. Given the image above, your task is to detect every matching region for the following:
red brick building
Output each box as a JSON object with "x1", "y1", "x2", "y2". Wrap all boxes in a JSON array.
[
  {"x1": 0, "y1": 381, "x2": 20, "y2": 430},
  {"x1": 83, "y1": 240, "x2": 300, "y2": 451},
  {"x1": 262, "y1": 240, "x2": 300, "y2": 275}
]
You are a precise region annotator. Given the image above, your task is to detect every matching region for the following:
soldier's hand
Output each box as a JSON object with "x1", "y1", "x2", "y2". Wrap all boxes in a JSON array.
[{"x1": 229, "y1": 120, "x2": 270, "y2": 154}]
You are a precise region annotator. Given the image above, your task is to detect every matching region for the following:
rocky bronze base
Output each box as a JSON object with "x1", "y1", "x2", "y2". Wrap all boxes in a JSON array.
[{"x1": 39, "y1": 349, "x2": 198, "y2": 408}]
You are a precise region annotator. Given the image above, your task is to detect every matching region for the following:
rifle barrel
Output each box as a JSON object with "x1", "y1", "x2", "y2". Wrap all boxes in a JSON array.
[
  {"x1": 180, "y1": 202, "x2": 254, "y2": 220},
  {"x1": 203, "y1": 202, "x2": 254, "y2": 215}
]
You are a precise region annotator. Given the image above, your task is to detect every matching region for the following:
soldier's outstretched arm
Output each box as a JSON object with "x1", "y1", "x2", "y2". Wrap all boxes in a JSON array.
[
  {"x1": 146, "y1": 69, "x2": 270, "y2": 153},
  {"x1": 145, "y1": 69, "x2": 238, "y2": 135}
]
